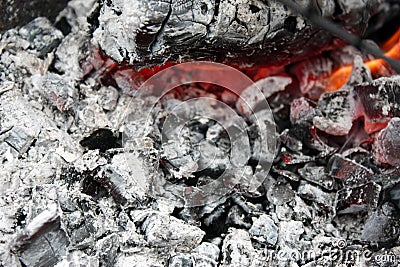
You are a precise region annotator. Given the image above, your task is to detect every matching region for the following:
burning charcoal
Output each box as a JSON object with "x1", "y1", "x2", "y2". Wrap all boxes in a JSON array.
[
  {"x1": 288, "y1": 98, "x2": 334, "y2": 153},
  {"x1": 328, "y1": 154, "x2": 374, "y2": 186},
  {"x1": 56, "y1": 0, "x2": 97, "y2": 33},
  {"x1": 83, "y1": 166, "x2": 128, "y2": 205},
  {"x1": 279, "y1": 148, "x2": 317, "y2": 164},
  {"x1": 294, "y1": 56, "x2": 334, "y2": 98},
  {"x1": 341, "y1": 147, "x2": 377, "y2": 172},
  {"x1": 3, "y1": 2, "x2": 400, "y2": 265},
  {"x1": 298, "y1": 164, "x2": 334, "y2": 190},
  {"x1": 137, "y1": 211, "x2": 205, "y2": 250},
  {"x1": 336, "y1": 182, "x2": 381, "y2": 214},
  {"x1": 374, "y1": 117, "x2": 400, "y2": 166},
  {"x1": 290, "y1": 97, "x2": 319, "y2": 125},
  {"x1": 69, "y1": 222, "x2": 96, "y2": 248},
  {"x1": 344, "y1": 55, "x2": 373, "y2": 86},
  {"x1": 202, "y1": 203, "x2": 230, "y2": 237},
  {"x1": 297, "y1": 182, "x2": 335, "y2": 212},
  {"x1": 221, "y1": 228, "x2": 256, "y2": 267},
  {"x1": 109, "y1": 152, "x2": 156, "y2": 203},
  {"x1": 249, "y1": 109, "x2": 276, "y2": 163},
  {"x1": 249, "y1": 214, "x2": 279, "y2": 246},
  {"x1": 314, "y1": 89, "x2": 355, "y2": 136},
  {"x1": 236, "y1": 76, "x2": 292, "y2": 115},
  {"x1": 80, "y1": 128, "x2": 122, "y2": 152},
  {"x1": 32, "y1": 72, "x2": 77, "y2": 111},
  {"x1": 13, "y1": 204, "x2": 68, "y2": 267},
  {"x1": 360, "y1": 203, "x2": 400, "y2": 244},
  {"x1": 161, "y1": 140, "x2": 200, "y2": 179},
  {"x1": 354, "y1": 77, "x2": 400, "y2": 133},
  {"x1": 18, "y1": 17, "x2": 63, "y2": 58},
  {"x1": 168, "y1": 253, "x2": 193, "y2": 267}
]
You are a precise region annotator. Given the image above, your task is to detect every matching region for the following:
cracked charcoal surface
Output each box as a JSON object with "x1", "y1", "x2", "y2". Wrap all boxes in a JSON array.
[
  {"x1": 1, "y1": 1, "x2": 400, "y2": 267},
  {"x1": 93, "y1": 0, "x2": 380, "y2": 68}
]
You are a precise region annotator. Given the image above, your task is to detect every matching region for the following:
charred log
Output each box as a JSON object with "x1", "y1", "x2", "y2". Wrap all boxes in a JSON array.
[{"x1": 92, "y1": 0, "x2": 381, "y2": 68}]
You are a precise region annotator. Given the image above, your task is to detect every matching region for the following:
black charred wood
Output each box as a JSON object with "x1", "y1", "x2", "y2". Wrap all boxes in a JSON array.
[{"x1": 92, "y1": 0, "x2": 383, "y2": 68}]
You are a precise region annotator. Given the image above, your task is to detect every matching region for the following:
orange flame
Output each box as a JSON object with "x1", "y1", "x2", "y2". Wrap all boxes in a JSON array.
[{"x1": 325, "y1": 28, "x2": 400, "y2": 92}]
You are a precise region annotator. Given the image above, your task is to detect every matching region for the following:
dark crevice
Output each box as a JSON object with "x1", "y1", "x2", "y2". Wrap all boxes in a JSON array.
[
  {"x1": 284, "y1": 16, "x2": 297, "y2": 34},
  {"x1": 80, "y1": 128, "x2": 122, "y2": 152},
  {"x1": 249, "y1": 4, "x2": 261, "y2": 13},
  {"x1": 213, "y1": 0, "x2": 221, "y2": 19},
  {"x1": 149, "y1": 0, "x2": 172, "y2": 54},
  {"x1": 54, "y1": 16, "x2": 72, "y2": 36},
  {"x1": 200, "y1": 3, "x2": 208, "y2": 15}
]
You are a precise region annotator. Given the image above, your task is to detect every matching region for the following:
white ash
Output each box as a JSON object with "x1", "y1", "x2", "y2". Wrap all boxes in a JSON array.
[{"x1": 249, "y1": 214, "x2": 279, "y2": 246}]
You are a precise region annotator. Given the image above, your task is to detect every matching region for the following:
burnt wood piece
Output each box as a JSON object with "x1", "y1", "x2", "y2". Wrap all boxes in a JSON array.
[
  {"x1": 0, "y1": 0, "x2": 70, "y2": 31},
  {"x1": 93, "y1": 0, "x2": 381, "y2": 68}
]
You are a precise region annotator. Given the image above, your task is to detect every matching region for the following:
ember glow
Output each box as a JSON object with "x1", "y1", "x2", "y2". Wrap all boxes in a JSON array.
[{"x1": 325, "y1": 28, "x2": 400, "y2": 92}]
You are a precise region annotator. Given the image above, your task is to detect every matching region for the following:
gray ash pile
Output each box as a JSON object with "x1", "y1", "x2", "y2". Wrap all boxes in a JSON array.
[{"x1": 1, "y1": 0, "x2": 400, "y2": 266}]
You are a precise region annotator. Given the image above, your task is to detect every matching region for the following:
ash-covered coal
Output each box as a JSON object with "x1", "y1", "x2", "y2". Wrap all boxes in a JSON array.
[{"x1": 1, "y1": 1, "x2": 400, "y2": 267}]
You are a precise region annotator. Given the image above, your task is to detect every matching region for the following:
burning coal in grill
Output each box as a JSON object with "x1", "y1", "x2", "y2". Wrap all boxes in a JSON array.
[{"x1": 1, "y1": 0, "x2": 400, "y2": 266}]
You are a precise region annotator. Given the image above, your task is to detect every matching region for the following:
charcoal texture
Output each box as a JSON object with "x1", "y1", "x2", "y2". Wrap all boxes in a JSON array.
[
  {"x1": 93, "y1": 0, "x2": 380, "y2": 68},
  {"x1": 1, "y1": 1, "x2": 400, "y2": 266}
]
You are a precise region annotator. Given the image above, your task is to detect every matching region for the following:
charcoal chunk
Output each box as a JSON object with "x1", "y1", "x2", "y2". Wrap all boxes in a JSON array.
[
  {"x1": 168, "y1": 253, "x2": 193, "y2": 267},
  {"x1": 221, "y1": 228, "x2": 256, "y2": 267},
  {"x1": 18, "y1": 17, "x2": 64, "y2": 58},
  {"x1": 249, "y1": 214, "x2": 279, "y2": 246},
  {"x1": 354, "y1": 77, "x2": 400, "y2": 133},
  {"x1": 328, "y1": 154, "x2": 374, "y2": 186},
  {"x1": 314, "y1": 89, "x2": 355, "y2": 136},
  {"x1": 33, "y1": 72, "x2": 77, "y2": 111},
  {"x1": 336, "y1": 182, "x2": 381, "y2": 214},
  {"x1": 137, "y1": 211, "x2": 205, "y2": 250},
  {"x1": 97, "y1": 234, "x2": 120, "y2": 266},
  {"x1": 3, "y1": 126, "x2": 36, "y2": 154},
  {"x1": 361, "y1": 203, "x2": 400, "y2": 244},
  {"x1": 93, "y1": 0, "x2": 378, "y2": 68},
  {"x1": 374, "y1": 118, "x2": 400, "y2": 166},
  {"x1": 13, "y1": 205, "x2": 69, "y2": 267},
  {"x1": 298, "y1": 164, "x2": 334, "y2": 190}
]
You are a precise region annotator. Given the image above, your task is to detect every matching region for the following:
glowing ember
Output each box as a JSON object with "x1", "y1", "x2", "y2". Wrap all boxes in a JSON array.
[{"x1": 325, "y1": 28, "x2": 400, "y2": 92}]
